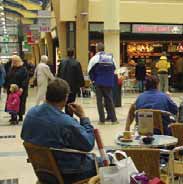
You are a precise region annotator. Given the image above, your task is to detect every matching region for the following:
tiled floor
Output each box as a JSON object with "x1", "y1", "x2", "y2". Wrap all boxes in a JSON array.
[{"x1": 0, "y1": 88, "x2": 182, "y2": 183}]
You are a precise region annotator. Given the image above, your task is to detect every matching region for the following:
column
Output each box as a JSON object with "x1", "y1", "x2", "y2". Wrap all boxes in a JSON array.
[
  {"x1": 103, "y1": 0, "x2": 120, "y2": 68},
  {"x1": 51, "y1": 0, "x2": 67, "y2": 59},
  {"x1": 45, "y1": 32, "x2": 54, "y2": 65},
  {"x1": 76, "y1": 0, "x2": 89, "y2": 73},
  {"x1": 39, "y1": 38, "x2": 46, "y2": 56},
  {"x1": 58, "y1": 22, "x2": 67, "y2": 58},
  {"x1": 32, "y1": 44, "x2": 40, "y2": 65}
]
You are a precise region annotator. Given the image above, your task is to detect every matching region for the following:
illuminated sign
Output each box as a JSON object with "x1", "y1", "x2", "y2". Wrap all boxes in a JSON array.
[{"x1": 132, "y1": 24, "x2": 183, "y2": 34}]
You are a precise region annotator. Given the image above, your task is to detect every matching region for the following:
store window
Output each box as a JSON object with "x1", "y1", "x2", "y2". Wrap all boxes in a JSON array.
[
  {"x1": 120, "y1": 24, "x2": 131, "y2": 33},
  {"x1": 66, "y1": 22, "x2": 76, "y2": 50},
  {"x1": 89, "y1": 23, "x2": 104, "y2": 58}
]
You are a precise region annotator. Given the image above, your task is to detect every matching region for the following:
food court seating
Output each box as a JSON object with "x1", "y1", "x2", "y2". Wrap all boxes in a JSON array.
[
  {"x1": 135, "y1": 109, "x2": 171, "y2": 135},
  {"x1": 118, "y1": 148, "x2": 160, "y2": 179},
  {"x1": 169, "y1": 123, "x2": 183, "y2": 147},
  {"x1": 23, "y1": 141, "x2": 97, "y2": 184}
]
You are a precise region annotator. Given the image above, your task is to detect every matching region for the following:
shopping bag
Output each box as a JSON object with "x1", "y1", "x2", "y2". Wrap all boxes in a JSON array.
[{"x1": 99, "y1": 150, "x2": 138, "y2": 184}]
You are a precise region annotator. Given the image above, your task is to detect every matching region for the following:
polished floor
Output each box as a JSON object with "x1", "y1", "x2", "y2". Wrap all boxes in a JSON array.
[{"x1": 0, "y1": 88, "x2": 182, "y2": 183}]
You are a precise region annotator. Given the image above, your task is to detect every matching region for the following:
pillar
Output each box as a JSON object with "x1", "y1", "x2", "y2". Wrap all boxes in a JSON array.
[
  {"x1": 58, "y1": 22, "x2": 67, "y2": 58},
  {"x1": 51, "y1": 0, "x2": 67, "y2": 59},
  {"x1": 32, "y1": 44, "x2": 40, "y2": 65},
  {"x1": 103, "y1": 0, "x2": 120, "y2": 68},
  {"x1": 39, "y1": 38, "x2": 46, "y2": 56},
  {"x1": 45, "y1": 32, "x2": 54, "y2": 65},
  {"x1": 76, "y1": 0, "x2": 89, "y2": 73}
]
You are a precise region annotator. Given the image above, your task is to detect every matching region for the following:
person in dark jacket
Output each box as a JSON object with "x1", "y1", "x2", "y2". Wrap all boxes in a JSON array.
[
  {"x1": 21, "y1": 78, "x2": 97, "y2": 184},
  {"x1": 5, "y1": 55, "x2": 29, "y2": 122},
  {"x1": 135, "y1": 58, "x2": 146, "y2": 92},
  {"x1": 57, "y1": 48, "x2": 84, "y2": 116}
]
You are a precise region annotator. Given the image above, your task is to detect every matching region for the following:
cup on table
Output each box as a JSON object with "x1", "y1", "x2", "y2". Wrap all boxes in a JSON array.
[{"x1": 123, "y1": 131, "x2": 132, "y2": 139}]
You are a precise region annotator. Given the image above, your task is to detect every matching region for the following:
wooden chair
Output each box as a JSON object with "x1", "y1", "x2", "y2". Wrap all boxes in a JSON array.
[
  {"x1": 135, "y1": 109, "x2": 171, "y2": 135},
  {"x1": 23, "y1": 142, "x2": 97, "y2": 184},
  {"x1": 169, "y1": 123, "x2": 183, "y2": 147},
  {"x1": 161, "y1": 146, "x2": 183, "y2": 184},
  {"x1": 88, "y1": 148, "x2": 161, "y2": 183},
  {"x1": 119, "y1": 148, "x2": 160, "y2": 179}
]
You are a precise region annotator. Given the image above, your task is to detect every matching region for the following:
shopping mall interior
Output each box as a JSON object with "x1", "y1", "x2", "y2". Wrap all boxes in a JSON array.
[{"x1": 1, "y1": 0, "x2": 183, "y2": 184}]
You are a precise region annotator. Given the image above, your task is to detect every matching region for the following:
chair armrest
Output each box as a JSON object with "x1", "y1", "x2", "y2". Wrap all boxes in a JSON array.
[
  {"x1": 50, "y1": 147, "x2": 99, "y2": 174},
  {"x1": 50, "y1": 147, "x2": 91, "y2": 155}
]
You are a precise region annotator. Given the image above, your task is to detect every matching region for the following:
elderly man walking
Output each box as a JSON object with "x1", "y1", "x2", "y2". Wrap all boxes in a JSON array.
[{"x1": 34, "y1": 55, "x2": 54, "y2": 105}]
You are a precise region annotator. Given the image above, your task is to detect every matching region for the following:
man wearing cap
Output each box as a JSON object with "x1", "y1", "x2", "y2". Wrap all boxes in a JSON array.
[{"x1": 156, "y1": 54, "x2": 170, "y2": 92}]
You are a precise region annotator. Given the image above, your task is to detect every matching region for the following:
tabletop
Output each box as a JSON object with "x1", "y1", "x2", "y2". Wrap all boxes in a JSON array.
[{"x1": 115, "y1": 134, "x2": 178, "y2": 148}]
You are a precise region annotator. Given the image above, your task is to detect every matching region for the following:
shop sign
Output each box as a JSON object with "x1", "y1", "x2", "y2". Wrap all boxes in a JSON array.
[
  {"x1": 132, "y1": 24, "x2": 183, "y2": 34},
  {"x1": 38, "y1": 10, "x2": 51, "y2": 32}
]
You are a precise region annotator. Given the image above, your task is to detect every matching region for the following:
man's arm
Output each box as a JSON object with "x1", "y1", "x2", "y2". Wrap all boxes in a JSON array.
[
  {"x1": 65, "y1": 103, "x2": 95, "y2": 151},
  {"x1": 125, "y1": 103, "x2": 136, "y2": 131}
]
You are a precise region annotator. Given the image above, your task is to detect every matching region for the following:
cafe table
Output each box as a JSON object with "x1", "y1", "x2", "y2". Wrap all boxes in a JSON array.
[{"x1": 115, "y1": 134, "x2": 178, "y2": 148}]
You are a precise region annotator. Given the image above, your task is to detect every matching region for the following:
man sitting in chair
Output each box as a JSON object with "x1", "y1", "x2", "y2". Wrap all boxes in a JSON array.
[
  {"x1": 21, "y1": 78, "x2": 97, "y2": 183},
  {"x1": 125, "y1": 75, "x2": 178, "y2": 135}
]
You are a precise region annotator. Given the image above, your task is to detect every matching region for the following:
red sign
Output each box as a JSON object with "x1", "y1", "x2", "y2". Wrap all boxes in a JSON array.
[{"x1": 132, "y1": 24, "x2": 182, "y2": 34}]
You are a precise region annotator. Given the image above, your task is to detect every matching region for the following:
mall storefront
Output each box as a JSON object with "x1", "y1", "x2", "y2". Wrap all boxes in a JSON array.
[{"x1": 88, "y1": 23, "x2": 183, "y2": 89}]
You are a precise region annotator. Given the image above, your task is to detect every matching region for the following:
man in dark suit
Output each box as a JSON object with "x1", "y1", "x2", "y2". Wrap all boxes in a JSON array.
[{"x1": 57, "y1": 48, "x2": 84, "y2": 116}]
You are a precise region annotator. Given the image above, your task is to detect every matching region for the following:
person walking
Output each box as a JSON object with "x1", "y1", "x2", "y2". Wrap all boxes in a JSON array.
[
  {"x1": 156, "y1": 55, "x2": 170, "y2": 92},
  {"x1": 88, "y1": 43, "x2": 118, "y2": 124},
  {"x1": 5, "y1": 55, "x2": 29, "y2": 121},
  {"x1": 34, "y1": 55, "x2": 54, "y2": 105},
  {"x1": 57, "y1": 48, "x2": 84, "y2": 116}
]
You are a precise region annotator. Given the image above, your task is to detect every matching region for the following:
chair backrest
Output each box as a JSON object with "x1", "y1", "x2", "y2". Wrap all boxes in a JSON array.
[
  {"x1": 23, "y1": 142, "x2": 64, "y2": 184},
  {"x1": 135, "y1": 109, "x2": 165, "y2": 135},
  {"x1": 169, "y1": 123, "x2": 183, "y2": 147},
  {"x1": 118, "y1": 148, "x2": 160, "y2": 179}
]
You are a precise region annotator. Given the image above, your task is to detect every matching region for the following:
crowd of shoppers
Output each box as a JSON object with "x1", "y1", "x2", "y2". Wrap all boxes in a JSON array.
[{"x1": 0, "y1": 45, "x2": 181, "y2": 183}]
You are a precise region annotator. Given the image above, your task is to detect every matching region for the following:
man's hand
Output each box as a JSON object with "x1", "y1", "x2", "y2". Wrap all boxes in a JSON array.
[
  {"x1": 19, "y1": 88, "x2": 23, "y2": 93},
  {"x1": 68, "y1": 103, "x2": 86, "y2": 118}
]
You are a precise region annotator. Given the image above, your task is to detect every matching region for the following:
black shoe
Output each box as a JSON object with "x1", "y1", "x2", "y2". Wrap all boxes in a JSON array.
[
  {"x1": 9, "y1": 119, "x2": 13, "y2": 122},
  {"x1": 10, "y1": 121, "x2": 18, "y2": 125},
  {"x1": 105, "y1": 117, "x2": 112, "y2": 121},
  {"x1": 18, "y1": 115, "x2": 23, "y2": 121}
]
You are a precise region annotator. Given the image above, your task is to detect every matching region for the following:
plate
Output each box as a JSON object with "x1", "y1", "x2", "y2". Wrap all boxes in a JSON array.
[{"x1": 118, "y1": 135, "x2": 133, "y2": 142}]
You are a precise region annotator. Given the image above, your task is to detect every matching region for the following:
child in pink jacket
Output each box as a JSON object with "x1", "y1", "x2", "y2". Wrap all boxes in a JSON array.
[{"x1": 6, "y1": 84, "x2": 22, "y2": 125}]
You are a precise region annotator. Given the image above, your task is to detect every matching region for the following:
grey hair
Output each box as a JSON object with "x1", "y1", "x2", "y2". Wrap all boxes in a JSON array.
[{"x1": 41, "y1": 55, "x2": 48, "y2": 63}]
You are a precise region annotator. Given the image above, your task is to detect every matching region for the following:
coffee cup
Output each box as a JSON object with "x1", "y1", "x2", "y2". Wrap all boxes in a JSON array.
[{"x1": 123, "y1": 131, "x2": 132, "y2": 139}]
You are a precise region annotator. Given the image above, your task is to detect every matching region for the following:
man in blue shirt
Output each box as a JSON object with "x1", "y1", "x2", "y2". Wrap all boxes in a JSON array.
[
  {"x1": 125, "y1": 75, "x2": 178, "y2": 135},
  {"x1": 21, "y1": 78, "x2": 96, "y2": 183}
]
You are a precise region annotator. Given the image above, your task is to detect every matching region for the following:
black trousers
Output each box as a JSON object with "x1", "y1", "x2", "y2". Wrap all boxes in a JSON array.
[
  {"x1": 65, "y1": 92, "x2": 76, "y2": 117},
  {"x1": 96, "y1": 86, "x2": 117, "y2": 122}
]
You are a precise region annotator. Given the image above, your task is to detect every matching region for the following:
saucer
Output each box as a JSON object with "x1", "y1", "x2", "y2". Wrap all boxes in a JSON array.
[{"x1": 118, "y1": 135, "x2": 133, "y2": 142}]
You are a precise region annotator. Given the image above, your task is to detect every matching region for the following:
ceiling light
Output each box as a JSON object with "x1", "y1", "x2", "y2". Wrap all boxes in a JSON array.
[
  {"x1": 0, "y1": 12, "x2": 4, "y2": 16},
  {"x1": 0, "y1": 6, "x2": 4, "y2": 11},
  {"x1": 1, "y1": 17, "x2": 5, "y2": 21},
  {"x1": 2, "y1": 21, "x2": 5, "y2": 25}
]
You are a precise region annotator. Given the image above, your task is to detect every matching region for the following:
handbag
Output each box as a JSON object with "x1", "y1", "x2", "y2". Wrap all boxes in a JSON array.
[{"x1": 99, "y1": 150, "x2": 138, "y2": 184}]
